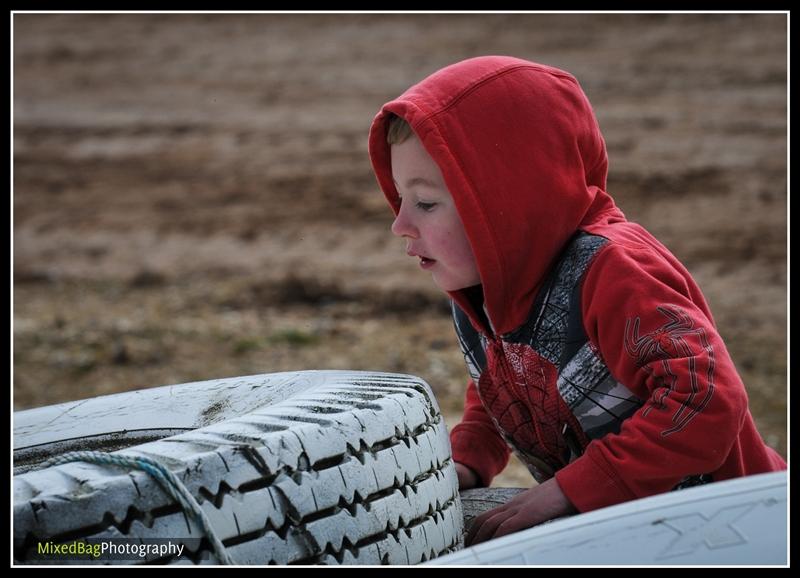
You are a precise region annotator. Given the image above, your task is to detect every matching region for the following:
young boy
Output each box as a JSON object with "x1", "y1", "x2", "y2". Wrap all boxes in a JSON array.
[{"x1": 367, "y1": 56, "x2": 786, "y2": 546}]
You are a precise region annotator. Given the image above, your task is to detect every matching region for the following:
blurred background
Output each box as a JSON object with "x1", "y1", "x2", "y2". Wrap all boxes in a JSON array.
[{"x1": 13, "y1": 13, "x2": 787, "y2": 485}]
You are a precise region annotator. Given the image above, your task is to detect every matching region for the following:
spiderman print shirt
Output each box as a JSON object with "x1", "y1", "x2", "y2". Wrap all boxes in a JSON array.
[{"x1": 368, "y1": 56, "x2": 786, "y2": 514}]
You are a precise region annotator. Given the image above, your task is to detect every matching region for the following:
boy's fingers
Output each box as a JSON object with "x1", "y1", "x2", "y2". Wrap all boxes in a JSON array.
[
  {"x1": 466, "y1": 509, "x2": 511, "y2": 546},
  {"x1": 492, "y1": 515, "x2": 524, "y2": 540},
  {"x1": 465, "y1": 510, "x2": 492, "y2": 546},
  {"x1": 465, "y1": 504, "x2": 505, "y2": 545}
]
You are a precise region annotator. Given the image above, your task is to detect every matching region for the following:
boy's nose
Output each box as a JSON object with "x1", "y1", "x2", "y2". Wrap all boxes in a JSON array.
[{"x1": 391, "y1": 206, "x2": 418, "y2": 239}]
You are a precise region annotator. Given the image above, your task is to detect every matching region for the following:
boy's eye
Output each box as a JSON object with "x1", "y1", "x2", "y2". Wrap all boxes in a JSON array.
[{"x1": 416, "y1": 201, "x2": 437, "y2": 212}]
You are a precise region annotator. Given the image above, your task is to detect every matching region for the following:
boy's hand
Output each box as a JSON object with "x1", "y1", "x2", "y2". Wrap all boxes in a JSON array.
[
  {"x1": 455, "y1": 462, "x2": 480, "y2": 490},
  {"x1": 465, "y1": 477, "x2": 576, "y2": 546}
]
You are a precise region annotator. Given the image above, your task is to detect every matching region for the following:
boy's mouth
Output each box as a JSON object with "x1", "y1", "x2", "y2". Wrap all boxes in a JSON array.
[
  {"x1": 419, "y1": 257, "x2": 437, "y2": 269},
  {"x1": 407, "y1": 248, "x2": 437, "y2": 269}
]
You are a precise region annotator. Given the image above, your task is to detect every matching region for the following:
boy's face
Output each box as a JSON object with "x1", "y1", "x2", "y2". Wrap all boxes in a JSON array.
[{"x1": 390, "y1": 134, "x2": 480, "y2": 292}]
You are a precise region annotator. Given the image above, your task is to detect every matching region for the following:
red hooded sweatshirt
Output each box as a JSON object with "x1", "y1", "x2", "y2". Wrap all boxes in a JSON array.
[{"x1": 368, "y1": 56, "x2": 785, "y2": 513}]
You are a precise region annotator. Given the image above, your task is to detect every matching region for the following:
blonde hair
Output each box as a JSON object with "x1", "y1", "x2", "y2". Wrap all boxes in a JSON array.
[{"x1": 386, "y1": 114, "x2": 414, "y2": 145}]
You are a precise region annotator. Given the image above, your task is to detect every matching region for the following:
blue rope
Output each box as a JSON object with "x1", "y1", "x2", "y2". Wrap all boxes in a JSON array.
[{"x1": 42, "y1": 451, "x2": 235, "y2": 565}]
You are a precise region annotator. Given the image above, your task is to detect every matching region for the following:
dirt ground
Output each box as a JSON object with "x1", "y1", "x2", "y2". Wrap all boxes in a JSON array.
[{"x1": 13, "y1": 13, "x2": 787, "y2": 486}]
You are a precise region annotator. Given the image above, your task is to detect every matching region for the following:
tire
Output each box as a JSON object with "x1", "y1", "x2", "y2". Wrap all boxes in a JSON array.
[
  {"x1": 429, "y1": 471, "x2": 787, "y2": 565},
  {"x1": 13, "y1": 371, "x2": 464, "y2": 565}
]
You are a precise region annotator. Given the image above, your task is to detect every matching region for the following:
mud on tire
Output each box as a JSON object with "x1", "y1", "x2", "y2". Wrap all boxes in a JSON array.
[{"x1": 13, "y1": 371, "x2": 463, "y2": 564}]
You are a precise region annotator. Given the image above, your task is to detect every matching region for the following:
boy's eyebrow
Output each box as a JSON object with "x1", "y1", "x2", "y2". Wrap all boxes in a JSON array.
[{"x1": 392, "y1": 177, "x2": 439, "y2": 189}]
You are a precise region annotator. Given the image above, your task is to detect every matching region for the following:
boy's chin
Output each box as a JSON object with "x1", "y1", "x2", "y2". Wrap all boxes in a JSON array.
[{"x1": 432, "y1": 274, "x2": 480, "y2": 293}]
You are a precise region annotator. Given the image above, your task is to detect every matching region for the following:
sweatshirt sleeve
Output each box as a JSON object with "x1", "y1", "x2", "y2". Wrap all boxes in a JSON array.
[
  {"x1": 555, "y1": 242, "x2": 750, "y2": 513},
  {"x1": 449, "y1": 379, "x2": 512, "y2": 487}
]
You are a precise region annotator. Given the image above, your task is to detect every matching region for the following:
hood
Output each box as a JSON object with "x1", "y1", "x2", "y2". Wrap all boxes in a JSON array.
[{"x1": 368, "y1": 56, "x2": 625, "y2": 335}]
